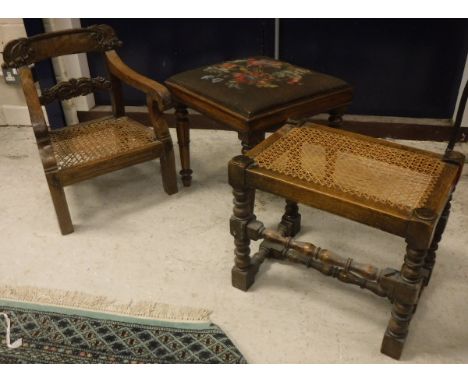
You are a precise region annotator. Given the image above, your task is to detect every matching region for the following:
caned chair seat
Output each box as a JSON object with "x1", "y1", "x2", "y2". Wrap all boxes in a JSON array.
[
  {"x1": 51, "y1": 116, "x2": 160, "y2": 171},
  {"x1": 244, "y1": 123, "x2": 461, "y2": 237}
]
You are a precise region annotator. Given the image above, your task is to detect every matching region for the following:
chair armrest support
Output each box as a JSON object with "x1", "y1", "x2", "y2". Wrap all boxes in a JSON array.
[
  {"x1": 105, "y1": 50, "x2": 172, "y2": 111},
  {"x1": 147, "y1": 95, "x2": 172, "y2": 146}
]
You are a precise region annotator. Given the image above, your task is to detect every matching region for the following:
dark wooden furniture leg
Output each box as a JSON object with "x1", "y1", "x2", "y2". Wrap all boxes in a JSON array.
[
  {"x1": 381, "y1": 208, "x2": 435, "y2": 360},
  {"x1": 423, "y1": 198, "x2": 452, "y2": 286},
  {"x1": 175, "y1": 104, "x2": 192, "y2": 187},
  {"x1": 278, "y1": 199, "x2": 301, "y2": 237},
  {"x1": 231, "y1": 186, "x2": 257, "y2": 291},
  {"x1": 239, "y1": 131, "x2": 266, "y2": 154},
  {"x1": 147, "y1": 97, "x2": 178, "y2": 195},
  {"x1": 229, "y1": 155, "x2": 258, "y2": 291},
  {"x1": 237, "y1": 131, "x2": 266, "y2": 213},
  {"x1": 46, "y1": 173, "x2": 74, "y2": 235},
  {"x1": 328, "y1": 106, "x2": 347, "y2": 128}
]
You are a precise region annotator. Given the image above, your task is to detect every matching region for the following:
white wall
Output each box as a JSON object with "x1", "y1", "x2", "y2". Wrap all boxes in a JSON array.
[
  {"x1": 0, "y1": 18, "x2": 29, "y2": 125},
  {"x1": 43, "y1": 18, "x2": 94, "y2": 125},
  {"x1": 0, "y1": 18, "x2": 91, "y2": 127}
]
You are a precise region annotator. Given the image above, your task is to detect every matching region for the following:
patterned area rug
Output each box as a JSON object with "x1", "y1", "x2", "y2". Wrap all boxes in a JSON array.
[{"x1": 0, "y1": 287, "x2": 245, "y2": 364}]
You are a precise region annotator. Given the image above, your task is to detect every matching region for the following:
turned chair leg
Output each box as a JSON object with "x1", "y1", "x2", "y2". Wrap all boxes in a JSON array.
[
  {"x1": 175, "y1": 104, "x2": 192, "y2": 187},
  {"x1": 46, "y1": 173, "x2": 74, "y2": 235},
  {"x1": 423, "y1": 198, "x2": 452, "y2": 286},
  {"x1": 278, "y1": 199, "x2": 301, "y2": 237},
  {"x1": 328, "y1": 106, "x2": 347, "y2": 128},
  {"x1": 231, "y1": 186, "x2": 257, "y2": 291}
]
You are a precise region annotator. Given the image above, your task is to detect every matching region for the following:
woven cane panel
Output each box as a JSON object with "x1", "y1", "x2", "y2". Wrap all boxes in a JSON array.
[
  {"x1": 251, "y1": 127, "x2": 445, "y2": 212},
  {"x1": 51, "y1": 117, "x2": 155, "y2": 170}
]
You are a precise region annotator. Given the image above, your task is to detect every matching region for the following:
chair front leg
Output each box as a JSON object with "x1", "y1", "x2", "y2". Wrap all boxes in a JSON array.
[
  {"x1": 45, "y1": 173, "x2": 73, "y2": 235},
  {"x1": 159, "y1": 144, "x2": 178, "y2": 195},
  {"x1": 147, "y1": 97, "x2": 178, "y2": 195}
]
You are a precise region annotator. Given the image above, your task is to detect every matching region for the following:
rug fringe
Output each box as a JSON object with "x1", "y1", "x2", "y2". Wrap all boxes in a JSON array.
[{"x1": 0, "y1": 285, "x2": 211, "y2": 323}]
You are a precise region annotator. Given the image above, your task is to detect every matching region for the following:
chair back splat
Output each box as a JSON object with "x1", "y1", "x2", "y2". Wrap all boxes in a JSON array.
[{"x1": 1, "y1": 25, "x2": 122, "y2": 124}]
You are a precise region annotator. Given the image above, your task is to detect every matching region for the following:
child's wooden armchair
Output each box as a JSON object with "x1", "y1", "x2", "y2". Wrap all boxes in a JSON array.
[{"x1": 2, "y1": 25, "x2": 178, "y2": 235}]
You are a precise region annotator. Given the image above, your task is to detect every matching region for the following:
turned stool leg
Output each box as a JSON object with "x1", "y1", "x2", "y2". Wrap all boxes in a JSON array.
[
  {"x1": 175, "y1": 104, "x2": 192, "y2": 187},
  {"x1": 231, "y1": 187, "x2": 257, "y2": 291},
  {"x1": 381, "y1": 243, "x2": 427, "y2": 359},
  {"x1": 239, "y1": 131, "x2": 266, "y2": 154},
  {"x1": 381, "y1": 208, "x2": 435, "y2": 359},
  {"x1": 237, "y1": 131, "x2": 265, "y2": 213},
  {"x1": 423, "y1": 198, "x2": 452, "y2": 286},
  {"x1": 278, "y1": 199, "x2": 301, "y2": 237},
  {"x1": 328, "y1": 106, "x2": 347, "y2": 128}
]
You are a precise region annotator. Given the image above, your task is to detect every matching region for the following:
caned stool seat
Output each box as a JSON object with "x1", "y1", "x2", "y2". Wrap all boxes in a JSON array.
[
  {"x1": 228, "y1": 121, "x2": 465, "y2": 360},
  {"x1": 245, "y1": 123, "x2": 460, "y2": 237},
  {"x1": 165, "y1": 57, "x2": 352, "y2": 186}
]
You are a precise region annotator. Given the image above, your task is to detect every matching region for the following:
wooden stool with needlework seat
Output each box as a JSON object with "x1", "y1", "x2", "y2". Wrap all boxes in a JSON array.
[
  {"x1": 2, "y1": 25, "x2": 178, "y2": 235},
  {"x1": 228, "y1": 81, "x2": 467, "y2": 359},
  {"x1": 165, "y1": 57, "x2": 352, "y2": 186}
]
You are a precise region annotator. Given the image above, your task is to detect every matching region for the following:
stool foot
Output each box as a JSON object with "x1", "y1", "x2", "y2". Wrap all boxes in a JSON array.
[
  {"x1": 180, "y1": 169, "x2": 193, "y2": 187},
  {"x1": 232, "y1": 265, "x2": 257, "y2": 291},
  {"x1": 278, "y1": 200, "x2": 301, "y2": 237},
  {"x1": 381, "y1": 330, "x2": 405, "y2": 360},
  {"x1": 328, "y1": 106, "x2": 347, "y2": 128}
]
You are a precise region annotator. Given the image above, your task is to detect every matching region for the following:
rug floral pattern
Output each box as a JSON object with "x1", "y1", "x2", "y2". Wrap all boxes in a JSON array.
[{"x1": 201, "y1": 58, "x2": 311, "y2": 89}]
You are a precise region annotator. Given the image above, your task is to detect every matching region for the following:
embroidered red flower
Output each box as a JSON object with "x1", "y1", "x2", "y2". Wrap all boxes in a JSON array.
[{"x1": 202, "y1": 58, "x2": 311, "y2": 89}]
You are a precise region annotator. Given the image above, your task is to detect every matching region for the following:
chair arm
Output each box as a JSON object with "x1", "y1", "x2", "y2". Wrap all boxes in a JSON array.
[{"x1": 105, "y1": 50, "x2": 172, "y2": 111}]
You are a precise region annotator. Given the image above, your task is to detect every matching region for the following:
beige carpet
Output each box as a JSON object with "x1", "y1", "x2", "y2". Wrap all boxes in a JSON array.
[{"x1": 1, "y1": 124, "x2": 467, "y2": 363}]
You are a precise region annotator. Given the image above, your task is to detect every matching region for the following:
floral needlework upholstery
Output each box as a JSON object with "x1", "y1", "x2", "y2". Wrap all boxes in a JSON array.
[
  {"x1": 201, "y1": 58, "x2": 311, "y2": 89},
  {"x1": 165, "y1": 56, "x2": 350, "y2": 118}
]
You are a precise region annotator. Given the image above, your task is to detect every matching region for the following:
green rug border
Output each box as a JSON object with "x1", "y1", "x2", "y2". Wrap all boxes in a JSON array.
[{"x1": 0, "y1": 298, "x2": 215, "y2": 331}]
